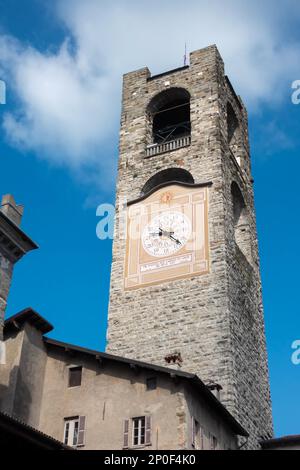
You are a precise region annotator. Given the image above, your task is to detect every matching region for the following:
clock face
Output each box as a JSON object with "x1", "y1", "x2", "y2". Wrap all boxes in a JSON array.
[
  {"x1": 142, "y1": 211, "x2": 191, "y2": 258},
  {"x1": 124, "y1": 184, "x2": 209, "y2": 290}
]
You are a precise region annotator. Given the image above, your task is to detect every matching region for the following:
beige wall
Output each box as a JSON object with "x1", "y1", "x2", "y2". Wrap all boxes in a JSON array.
[
  {"x1": 0, "y1": 329, "x2": 24, "y2": 415},
  {"x1": 39, "y1": 348, "x2": 185, "y2": 450},
  {"x1": 13, "y1": 324, "x2": 47, "y2": 427},
  {"x1": 1, "y1": 325, "x2": 240, "y2": 450},
  {"x1": 0, "y1": 324, "x2": 47, "y2": 428},
  {"x1": 38, "y1": 347, "x2": 240, "y2": 450}
]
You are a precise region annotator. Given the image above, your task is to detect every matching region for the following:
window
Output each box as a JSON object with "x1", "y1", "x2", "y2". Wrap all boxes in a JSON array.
[
  {"x1": 192, "y1": 418, "x2": 204, "y2": 450},
  {"x1": 148, "y1": 88, "x2": 191, "y2": 145},
  {"x1": 146, "y1": 377, "x2": 157, "y2": 391},
  {"x1": 210, "y1": 433, "x2": 218, "y2": 450},
  {"x1": 123, "y1": 416, "x2": 151, "y2": 448},
  {"x1": 133, "y1": 416, "x2": 146, "y2": 446},
  {"x1": 227, "y1": 102, "x2": 242, "y2": 166},
  {"x1": 64, "y1": 416, "x2": 86, "y2": 447},
  {"x1": 231, "y1": 182, "x2": 252, "y2": 263},
  {"x1": 68, "y1": 366, "x2": 82, "y2": 387}
]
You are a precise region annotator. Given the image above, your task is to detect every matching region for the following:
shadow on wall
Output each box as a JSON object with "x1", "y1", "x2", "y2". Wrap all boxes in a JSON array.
[
  {"x1": 12, "y1": 365, "x2": 32, "y2": 423},
  {"x1": 0, "y1": 365, "x2": 32, "y2": 423}
]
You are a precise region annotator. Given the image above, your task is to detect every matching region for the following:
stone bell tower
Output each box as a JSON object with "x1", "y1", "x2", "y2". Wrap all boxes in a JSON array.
[{"x1": 106, "y1": 45, "x2": 273, "y2": 448}]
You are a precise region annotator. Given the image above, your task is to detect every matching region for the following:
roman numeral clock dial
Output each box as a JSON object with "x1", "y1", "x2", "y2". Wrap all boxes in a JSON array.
[{"x1": 124, "y1": 184, "x2": 210, "y2": 290}]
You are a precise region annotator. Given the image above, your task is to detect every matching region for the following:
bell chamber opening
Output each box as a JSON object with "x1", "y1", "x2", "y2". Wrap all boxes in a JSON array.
[{"x1": 145, "y1": 88, "x2": 191, "y2": 157}]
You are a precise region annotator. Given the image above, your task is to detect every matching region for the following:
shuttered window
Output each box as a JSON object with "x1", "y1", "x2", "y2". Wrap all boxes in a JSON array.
[
  {"x1": 64, "y1": 416, "x2": 86, "y2": 447},
  {"x1": 124, "y1": 416, "x2": 151, "y2": 448},
  {"x1": 192, "y1": 417, "x2": 204, "y2": 450}
]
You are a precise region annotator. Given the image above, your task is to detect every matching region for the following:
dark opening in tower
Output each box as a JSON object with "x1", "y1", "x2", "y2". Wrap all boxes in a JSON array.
[
  {"x1": 141, "y1": 168, "x2": 194, "y2": 196},
  {"x1": 231, "y1": 182, "x2": 252, "y2": 263},
  {"x1": 148, "y1": 88, "x2": 191, "y2": 144},
  {"x1": 227, "y1": 102, "x2": 242, "y2": 165}
]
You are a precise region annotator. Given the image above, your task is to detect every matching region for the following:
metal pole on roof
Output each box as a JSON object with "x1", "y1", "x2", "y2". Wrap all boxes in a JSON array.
[{"x1": 184, "y1": 42, "x2": 187, "y2": 66}]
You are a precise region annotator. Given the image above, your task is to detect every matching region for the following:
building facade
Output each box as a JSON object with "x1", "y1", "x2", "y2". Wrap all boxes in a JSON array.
[
  {"x1": 106, "y1": 45, "x2": 273, "y2": 448},
  {"x1": 0, "y1": 309, "x2": 247, "y2": 450}
]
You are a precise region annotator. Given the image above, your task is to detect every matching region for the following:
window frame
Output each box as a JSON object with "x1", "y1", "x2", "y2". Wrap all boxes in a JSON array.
[
  {"x1": 63, "y1": 416, "x2": 86, "y2": 448},
  {"x1": 147, "y1": 88, "x2": 191, "y2": 146},
  {"x1": 123, "y1": 416, "x2": 151, "y2": 449},
  {"x1": 68, "y1": 365, "x2": 82, "y2": 388},
  {"x1": 132, "y1": 416, "x2": 146, "y2": 447},
  {"x1": 64, "y1": 417, "x2": 79, "y2": 447}
]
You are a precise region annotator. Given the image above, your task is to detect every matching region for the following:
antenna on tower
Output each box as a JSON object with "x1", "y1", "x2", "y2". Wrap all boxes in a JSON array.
[
  {"x1": 0, "y1": 79, "x2": 6, "y2": 105},
  {"x1": 183, "y1": 42, "x2": 187, "y2": 66}
]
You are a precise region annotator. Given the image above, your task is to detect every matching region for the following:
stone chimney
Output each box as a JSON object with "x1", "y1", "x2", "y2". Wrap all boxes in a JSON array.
[
  {"x1": 207, "y1": 382, "x2": 223, "y2": 401},
  {"x1": 0, "y1": 194, "x2": 24, "y2": 226},
  {"x1": 0, "y1": 194, "x2": 37, "y2": 344}
]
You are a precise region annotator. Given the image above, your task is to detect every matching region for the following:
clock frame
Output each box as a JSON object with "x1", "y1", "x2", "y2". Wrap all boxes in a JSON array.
[{"x1": 124, "y1": 183, "x2": 210, "y2": 290}]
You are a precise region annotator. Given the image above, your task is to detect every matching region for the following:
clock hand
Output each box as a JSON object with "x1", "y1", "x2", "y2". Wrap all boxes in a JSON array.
[
  {"x1": 169, "y1": 234, "x2": 182, "y2": 245},
  {"x1": 159, "y1": 227, "x2": 175, "y2": 236}
]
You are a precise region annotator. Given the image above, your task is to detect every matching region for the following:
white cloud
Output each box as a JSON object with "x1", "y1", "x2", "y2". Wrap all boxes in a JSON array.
[
  {"x1": 0, "y1": 0, "x2": 299, "y2": 181},
  {"x1": 0, "y1": 33, "x2": 119, "y2": 187}
]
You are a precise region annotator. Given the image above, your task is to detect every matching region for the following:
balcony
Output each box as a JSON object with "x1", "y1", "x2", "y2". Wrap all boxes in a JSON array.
[{"x1": 145, "y1": 135, "x2": 191, "y2": 158}]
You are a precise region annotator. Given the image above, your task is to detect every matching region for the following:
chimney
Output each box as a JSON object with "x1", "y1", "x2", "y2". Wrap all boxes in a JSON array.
[
  {"x1": 0, "y1": 194, "x2": 24, "y2": 226},
  {"x1": 207, "y1": 382, "x2": 223, "y2": 401},
  {"x1": 164, "y1": 351, "x2": 183, "y2": 370}
]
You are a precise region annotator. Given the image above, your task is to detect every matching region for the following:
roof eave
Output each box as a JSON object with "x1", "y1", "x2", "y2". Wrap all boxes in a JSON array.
[{"x1": 44, "y1": 337, "x2": 248, "y2": 437}]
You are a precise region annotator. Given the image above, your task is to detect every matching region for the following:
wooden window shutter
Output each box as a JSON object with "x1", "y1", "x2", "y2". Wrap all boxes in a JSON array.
[
  {"x1": 200, "y1": 426, "x2": 204, "y2": 450},
  {"x1": 145, "y1": 415, "x2": 151, "y2": 445},
  {"x1": 191, "y1": 417, "x2": 195, "y2": 448},
  {"x1": 123, "y1": 419, "x2": 129, "y2": 448},
  {"x1": 77, "y1": 416, "x2": 86, "y2": 446}
]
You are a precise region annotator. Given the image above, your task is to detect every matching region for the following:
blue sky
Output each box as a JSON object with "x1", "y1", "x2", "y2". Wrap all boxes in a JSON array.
[{"x1": 0, "y1": 0, "x2": 300, "y2": 438}]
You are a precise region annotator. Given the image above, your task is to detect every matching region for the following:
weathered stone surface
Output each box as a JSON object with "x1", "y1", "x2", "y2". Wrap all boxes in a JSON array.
[{"x1": 106, "y1": 45, "x2": 273, "y2": 449}]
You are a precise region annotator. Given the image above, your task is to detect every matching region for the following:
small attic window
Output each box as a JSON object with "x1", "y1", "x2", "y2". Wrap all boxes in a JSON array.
[
  {"x1": 68, "y1": 366, "x2": 82, "y2": 388},
  {"x1": 146, "y1": 377, "x2": 157, "y2": 391}
]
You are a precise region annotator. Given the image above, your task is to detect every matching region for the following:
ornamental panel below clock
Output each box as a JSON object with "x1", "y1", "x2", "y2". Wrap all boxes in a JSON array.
[{"x1": 124, "y1": 183, "x2": 210, "y2": 290}]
